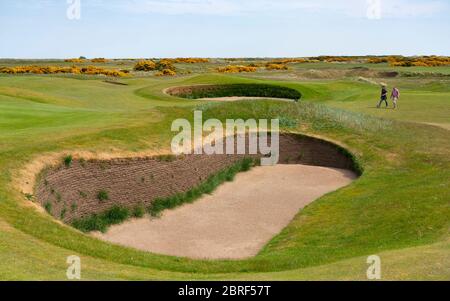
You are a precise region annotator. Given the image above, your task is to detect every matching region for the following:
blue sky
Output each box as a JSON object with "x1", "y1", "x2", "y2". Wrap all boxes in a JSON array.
[{"x1": 1, "y1": 0, "x2": 449, "y2": 58}]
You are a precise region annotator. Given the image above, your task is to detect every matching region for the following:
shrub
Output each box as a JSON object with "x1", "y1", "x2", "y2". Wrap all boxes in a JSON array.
[
  {"x1": 133, "y1": 60, "x2": 157, "y2": 71},
  {"x1": 368, "y1": 57, "x2": 389, "y2": 64},
  {"x1": 311, "y1": 56, "x2": 358, "y2": 62},
  {"x1": 64, "y1": 58, "x2": 85, "y2": 63},
  {"x1": 97, "y1": 190, "x2": 109, "y2": 202},
  {"x1": 91, "y1": 58, "x2": 108, "y2": 63},
  {"x1": 267, "y1": 58, "x2": 313, "y2": 64},
  {"x1": 155, "y1": 69, "x2": 177, "y2": 77},
  {"x1": 388, "y1": 56, "x2": 450, "y2": 67},
  {"x1": 266, "y1": 63, "x2": 288, "y2": 70},
  {"x1": 60, "y1": 207, "x2": 67, "y2": 219},
  {"x1": 71, "y1": 206, "x2": 130, "y2": 233},
  {"x1": 44, "y1": 202, "x2": 52, "y2": 214},
  {"x1": 168, "y1": 58, "x2": 209, "y2": 64},
  {"x1": 132, "y1": 205, "x2": 145, "y2": 218},
  {"x1": 217, "y1": 65, "x2": 257, "y2": 73},
  {"x1": 155, "y1": 59, "x2": 176, "y2": 72},
  {"x1": 0, "y1": 65, "x2": 128, "y2": 77},
  {"x1": 63, "y1": 155, "x2": 73, "y2": 167},
  {"x1": 71, "y1": 202, "x2": 78, "y2": 212}
]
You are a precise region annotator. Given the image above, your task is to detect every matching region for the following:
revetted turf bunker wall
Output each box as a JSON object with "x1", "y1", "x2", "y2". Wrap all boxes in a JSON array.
[
  {"x1": 166, "y1": 84, "x2": 302, "y2": 101},
  {"x1": 35, "y1": 134, "x2": 358, "y2": 224}
]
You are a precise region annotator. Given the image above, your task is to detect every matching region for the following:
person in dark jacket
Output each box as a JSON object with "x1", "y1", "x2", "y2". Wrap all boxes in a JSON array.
[{"x1": 377, "y1": 85, "x2": 388, "y2": 108}]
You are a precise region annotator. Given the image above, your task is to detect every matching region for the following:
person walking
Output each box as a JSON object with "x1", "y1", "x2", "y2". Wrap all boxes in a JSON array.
[
  {"x1": 377, "y1": 85, "x2": 388, "y2": 108},
  {"x1": 391, "y1": 87, "x2": 400, "y2": 109}
]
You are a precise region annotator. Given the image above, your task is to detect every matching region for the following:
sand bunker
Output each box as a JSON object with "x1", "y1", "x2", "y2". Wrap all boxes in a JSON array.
[
  {"x1": 34, "y1": 133, "x2": 359, "y2": 259},
  {"x1": 195, "y1": 96, "x2": 295, "y2": 102},
  {"x1": 94, "y1": 165, "x2": 356, "y2": 259},
  {"x1": 164, "y1": 84, "x2": 302, "y2": 102},
  {"x1": 35, "y1": 134, "x2": 356, "y2": 223}
]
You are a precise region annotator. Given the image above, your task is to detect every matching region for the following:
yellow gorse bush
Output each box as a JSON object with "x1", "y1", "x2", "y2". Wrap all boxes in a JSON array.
[
  {"x1": 0, "y1": 65, "x2": 128, "y2": 77},
  {"x1": 367, "y1": 56, "x2": 450, "y2": 67},
  {"x1": 313, "y1": 56, "x2": 358, "y2": 62},
  {"x1": 156, "y1": 59, "x2": 176, "y2": 72},
  {"x1": 168, "y1": 58, "x2": 209, "y2": 64},
  {"x1": 133, "y1": 60, "x2": 157, "y2": 71},
  {"x1": 265, "y1": 63, "x2": 288, "y2": 70},
  {"x1": 217, "y1": 65, "x2": 257, "y2": 73},
  {"x1": 133, "y1": 59, "x2": 178, "y2": 72},
  {"x1": 368, "y1": 57, "x2": 390, "y2": 64},
  {"x1": 155, "y1": 69, "x2": 177, "y2": 77},
  {"x1": 64, "y1": 58, "x2": 85, "y2": 63},
  {"x1": 389, "y1": 56, "x2": 450, "y2": 67},
  {"x1": 267, "y1": 58, "x2": 313, "y2": 64},
  {"x1": 91, "y1": 58, "x2": 109, "y2": 63}
]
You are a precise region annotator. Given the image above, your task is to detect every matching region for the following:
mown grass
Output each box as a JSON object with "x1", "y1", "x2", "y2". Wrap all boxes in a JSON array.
[{"x1": 0, "y1": 71, "x2": 448, "y2": 279}]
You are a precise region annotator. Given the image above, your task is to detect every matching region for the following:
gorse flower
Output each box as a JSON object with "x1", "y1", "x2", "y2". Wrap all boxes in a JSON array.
[
  {"x1": 133, "y1": 60, "x2": 157, "y2": 71},
  {"x1": 217, "y1": 65, "x2": 257, "y2": 73},
  {"x1": 0, "y1": 65, "x2": 129, "y2": 77}
]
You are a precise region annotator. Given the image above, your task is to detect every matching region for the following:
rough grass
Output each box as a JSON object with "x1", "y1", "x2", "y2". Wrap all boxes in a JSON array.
[{"x1": 72, "y1": 206, "x2": 130, "y2": 233}]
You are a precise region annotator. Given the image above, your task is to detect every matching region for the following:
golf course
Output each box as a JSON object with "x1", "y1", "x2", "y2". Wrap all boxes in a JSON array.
[{"x1": 0, "y1": 57, "x2": 449, "y2": 280}]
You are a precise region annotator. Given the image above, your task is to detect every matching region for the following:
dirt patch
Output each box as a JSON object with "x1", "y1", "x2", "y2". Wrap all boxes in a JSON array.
[
  {"x1": 424, "y1": 122, "x2": 450, "y2": 131},
  {"x1": 94, "y1": 165, "x2": 356, "y2": 259},
  {"x1": 35, "y1": 134, "x2": 358, "y2": 224}
]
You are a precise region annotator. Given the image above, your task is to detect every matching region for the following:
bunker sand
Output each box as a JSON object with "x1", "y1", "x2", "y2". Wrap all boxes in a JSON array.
[
  {"x1": 196, "y1": 96, "x2": 295, "y2": 102},
  {"x1": 94, "y1": 165, "x2": 356, "y2": 259}
]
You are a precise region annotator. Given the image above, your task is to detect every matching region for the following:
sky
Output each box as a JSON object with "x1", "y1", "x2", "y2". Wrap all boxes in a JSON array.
[{"x1": 0, "y1": 0, "x2": 449, "y2": 58}]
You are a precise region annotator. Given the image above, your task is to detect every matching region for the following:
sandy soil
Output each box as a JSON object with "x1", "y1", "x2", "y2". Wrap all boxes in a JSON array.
[
  {"x1": 196, "y1": 96, "x2": 296, "y2": 102},
  {"x1": 94, "y1": 164, "x2": 356, "y2": 260},
  {"x1": 424, "y1": 122, "x2": 450, "y2": 131}
]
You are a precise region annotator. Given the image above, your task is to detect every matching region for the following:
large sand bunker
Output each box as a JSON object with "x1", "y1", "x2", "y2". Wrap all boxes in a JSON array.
[
  {"x1": 35, "y1": 134, "x2": 357, "y2": 224},
  {"x1": 94, "y1": 165, "x2": 355, "y2": 259},
  {"x1": 35, "y1": 133, "x2": 359, "y2": 259}
]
